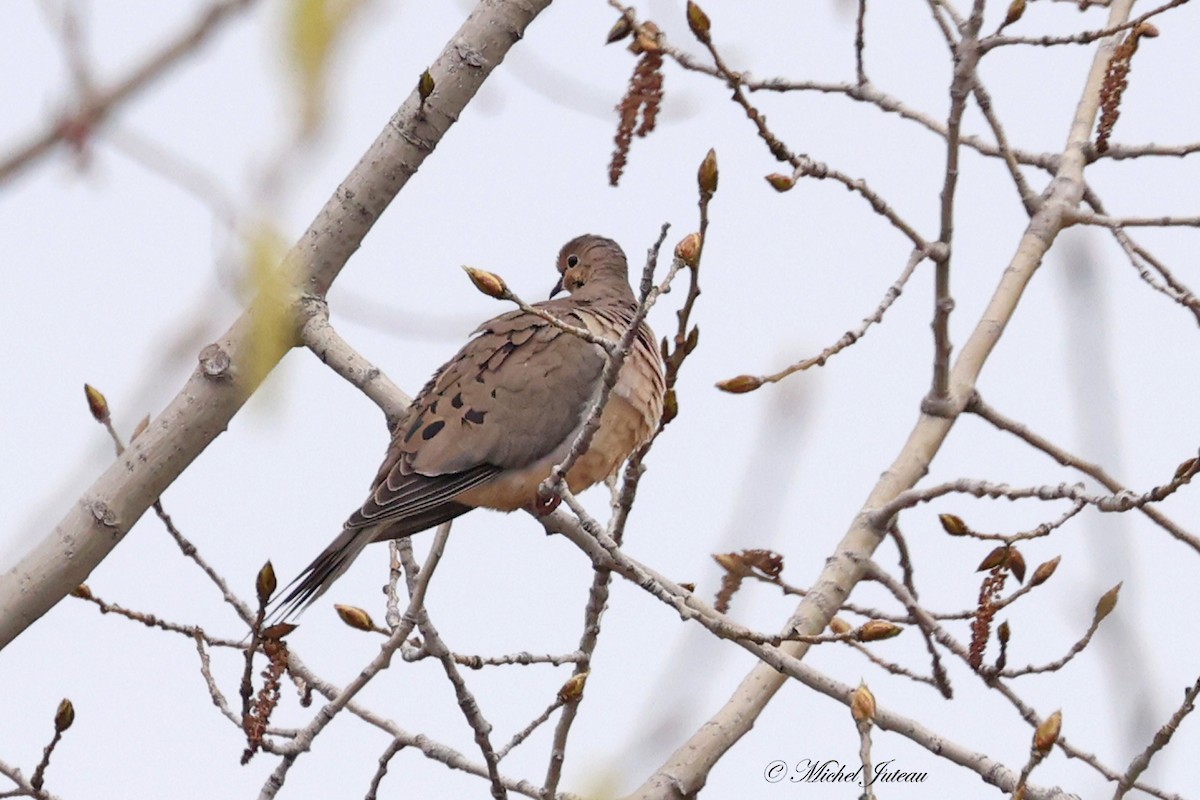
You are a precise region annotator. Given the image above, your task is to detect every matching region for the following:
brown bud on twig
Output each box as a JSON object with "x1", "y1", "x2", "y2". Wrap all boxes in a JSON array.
[
  {"x1": 1134, "y1": 22, "x2": 1159, "y2": 38},
  {"x1": 1029, "y1": 555, "x2": 1061, "y2": 587},
  {"x1": 674, "y1": 233, "x2": 702, "y2": 267},
  {"x1": 334, "y1": 604, "x2": 376, "y2": 632},
  {"x1": 679, "y1": 582, "x2": 696, "y2": 593},
  {"x1": 558, "y1": 671, "x2": 589, "y2": 703},
  {"x1": 697, "y1": 148, "x2": 719, "y2": 196},
  {"x1": 997, "y1": 0, "x2": 1026, "y2": 32},
  {"x1": 997, "y1": 620, "x2": 1011, "y2": 644},
  {"x1": 976, "y1": 545, "x2": 1008, "y2": 572},
  {"x1": 716, "y1": 374, "x2": 762, "y2": 394},
  {"x1": 851, "y1": 681, "x2": 876, "y2": 724},
  {"x1": 462, "y1": 266, "x2": 509, "y2": 299},
  {"x1": 938, "y1": 513, "x2": 970, "y2": 536},
  {"x1": 605, "y1": 15, "x2": 633, "y2": 44},
  {"x1": 685, "y1": 326, "x2": 700, "y2": 355},
  {"x1": 829, "y1": 617, "x2": 852, "y2": 635},
  {"x1": 71, "y1": 584, "x2": 93, "y2": 600},
  {"x1": 686, "y1": 1, "x2": 712, "y2": 43},
  {"x1": 765, "y1": 173, "x2": 795, "y2": 192},
  {"x1": 857, "y1": 620, "x2": 902, "y2": 642},
  {"x1": 131, "y1": 414, "x2": 151, "y2": 442},
  {"x1": 261, "y1": 622, "x2": 297, "y2": 640},
  {"x1": 1093, "y1": 582, "x2": 1122, "y2": 624},
  {"x1": 1175, "y1": 457, "x2": 1197, "y2": 481},
  {"x1": 256, "y1": 562, "x2": 277, "y2": 606},
  {"x1": 1007, "y1": 548, "x2": 1027, "y2": 584},
  {"x1": 1033, "y1": 710, "x2": 1062, "y2": 754},
  {"x1": 84, "y1": 384, "x2": 110, "y2": 423},
  {"x1": 54, "y1": 698, "x2": 75, "y2": 733}
]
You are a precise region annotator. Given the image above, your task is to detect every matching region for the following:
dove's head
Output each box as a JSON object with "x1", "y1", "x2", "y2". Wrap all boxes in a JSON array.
[{"x1": 551, "y1": 235, "x2": 634, "y2": 302}]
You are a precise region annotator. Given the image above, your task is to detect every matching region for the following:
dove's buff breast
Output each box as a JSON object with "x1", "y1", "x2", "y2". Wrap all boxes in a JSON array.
[{"x1": 457, "y1": 301, "x2": 663, "y2": 511}]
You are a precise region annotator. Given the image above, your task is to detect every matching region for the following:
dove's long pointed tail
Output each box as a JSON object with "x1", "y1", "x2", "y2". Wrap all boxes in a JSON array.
[
  {"x1": 269, "y1": 525, "x2": 379, "y2": 623},
  {"x1": 269, "y1": 502, "x2": 474, "y2": 623}
]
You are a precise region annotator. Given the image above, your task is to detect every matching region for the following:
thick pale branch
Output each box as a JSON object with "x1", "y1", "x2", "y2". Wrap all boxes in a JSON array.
[
  {"x1": 0, "y1": 0, "x2": 553, "y2": 651},
  {"x1": 297, "y1": 296, "x2": 412, "y2": 428},
  {"x1": 629, "y1": 1, "x2": 1137, "y2": 795}
]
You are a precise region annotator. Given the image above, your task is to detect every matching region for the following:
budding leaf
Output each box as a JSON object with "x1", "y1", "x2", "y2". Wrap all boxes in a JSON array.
[
  {"x1": 462, "y1": 266, "x2": 508, "y2": 299},
  {"x1": 661, "y1": 388, "x2": 678, "y2": 424},
  {"x1": 1174, "y1": 457, "x2": 1197, "y2": 481},
  {"x1": 938, "y1": 513, "x2": 970, "y2": 536},
  {"x1": 857, "y1": 620, "x2": 902, "y2": 642},
  {"x1": 1033, "y1": 709, "x2": 1062, "y2": 754},
  {"x1": 686, "y1": 1, "x2": 711, "y2": 42},
  {"x1": 716, "y1": 374, "x2": 762, "y2": 394},
  {"x1": 54, "y1": 698, "x2": 75, "y2": 733},
  {"x1": 997, "y1": 0, "x2": 1026, "y2": 32},
  {"x1": 418, "y1": 69, "x2": 435, "y2": 102},
  {"x1": 851, "y1": 680, "x2": 876, "y2": 724},
  {"x1": 1093, "y1": 582, "x2": 1122, "y2": 625},
  {"x1": 84, "y1": 384, "x2": 110, "y2": 423},
  {"x1": 256, "y1": 562, "x2": 277, "y2": 606},
  {"x1": 1029, "y1": 555, "x2": 1061, "y2": 587},
  {"x1": 674, "y1": 232, "x2": 702, "y2": 267},
  {"x1": 334, "y1": 604, "x2": 375, "y2": 632},
  {"x1": 261, "y1": 622, "x2": 298, "y2": 640},
  {"x1": 1007, "y1": 547, "x2": 1027, "y2": 584},
  {"x1": 697, "y1": 148, "x2": 719, "y2": 196},
  {"x1": 605, "y1": 15, "x2": 633, "y2": 44},
  {"x1": 765, "y1": 173, "x2": 795, "y2": 192},
  {"x1": 976, "y1": 545, "x2": 1008, "y2": 572},
  {"x1": 558, "y1": 671, "x2": 589, "y2": 703}
]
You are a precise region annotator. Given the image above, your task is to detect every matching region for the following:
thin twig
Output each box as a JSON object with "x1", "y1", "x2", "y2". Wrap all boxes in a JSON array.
[
  {"x1": 260, "y1": 524, "x2": 450, "y2": 798},
  {"x1": 1113, "y1": 675, "x2": 1200, "y2": 799},
  {"x1": 984, "y1": 0, "x2": 1190, "y2": 51},
  {"x1": 0, "y1": 0, "x2": 259, "y2": 183},
  {"x1": 969, "y1": 393, "x2": 1200, "y2": 553},
  {"x1": 737, "y1": 247, "x2": 930, "y2": 387},
  {"x1": 872, "y1": 462, "x2": 1198, "y2": 526},
  {"x1": 395, "y1": 540, "x2": 507, "y2": 799},
  {"x1": 364, "y1": 738, "x2": 407, "y2": 800}
]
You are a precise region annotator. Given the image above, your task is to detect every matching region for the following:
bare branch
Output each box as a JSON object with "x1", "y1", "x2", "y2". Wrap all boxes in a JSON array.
[
  {"x1": 969, "y1": 393, "x2": 1200, "y2": 553},
  {"x1": 0, "y1": 0, "x2": 260, "y2": 184}
]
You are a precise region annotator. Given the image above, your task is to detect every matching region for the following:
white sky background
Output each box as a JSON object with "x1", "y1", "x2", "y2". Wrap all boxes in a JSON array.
[{"x1": 3, "y1": 1, "x2": 1200, "y2": 798}]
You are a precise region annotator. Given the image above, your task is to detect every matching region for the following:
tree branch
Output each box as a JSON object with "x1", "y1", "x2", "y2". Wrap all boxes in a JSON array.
[
  {"x1": 628, "y1": 0, "x2": 1138, "y2": 795},
  {"x1": 0, "y1": 0, "x2": 553, "y2": 651}
]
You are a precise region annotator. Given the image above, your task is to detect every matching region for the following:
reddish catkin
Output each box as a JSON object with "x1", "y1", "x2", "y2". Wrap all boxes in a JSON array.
[
  {"x1": 609, "y1": 39, "x2": 665, "y2": 186},
  {"x1": 1096, "y1": 23, "x2": 1159, "y2": 153},
  {"x1": 968, "y1": 569, "x2": 1007, "y2": 670},
  {"x1": 241, "y1": 634, "x2": 290, "y2": 764}
]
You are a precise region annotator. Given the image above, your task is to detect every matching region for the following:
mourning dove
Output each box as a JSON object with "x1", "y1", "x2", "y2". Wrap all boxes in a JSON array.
[{"x1": 275, "y1": 235, "x2": 665, "y2": 617}]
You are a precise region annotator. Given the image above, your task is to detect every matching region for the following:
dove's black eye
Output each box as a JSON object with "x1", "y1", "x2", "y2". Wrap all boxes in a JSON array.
[{"x1": 566, "y1": 254, "x2": 579, "y2": 268}]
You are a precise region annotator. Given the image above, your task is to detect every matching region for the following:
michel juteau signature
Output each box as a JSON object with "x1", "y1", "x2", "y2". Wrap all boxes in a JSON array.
[{"x1": 784, "y1": 758, "x2": 928, "y2": 787}]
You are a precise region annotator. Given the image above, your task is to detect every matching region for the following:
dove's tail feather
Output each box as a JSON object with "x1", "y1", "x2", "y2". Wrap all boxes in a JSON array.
[{"x1": 268, "y1": 501, "x2": 472, "y2": 624}]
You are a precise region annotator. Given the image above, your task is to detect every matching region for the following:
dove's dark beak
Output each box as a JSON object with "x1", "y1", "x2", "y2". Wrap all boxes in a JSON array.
[{"x1": 549, "y1": 277, "x2": 564, "y2": 299}]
